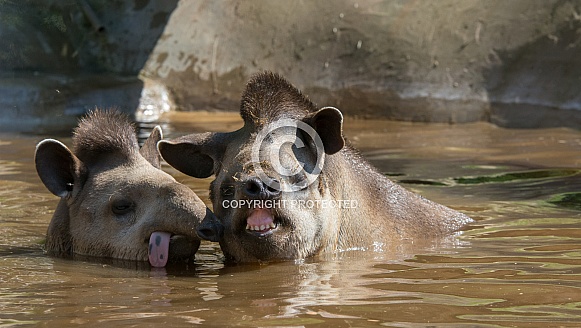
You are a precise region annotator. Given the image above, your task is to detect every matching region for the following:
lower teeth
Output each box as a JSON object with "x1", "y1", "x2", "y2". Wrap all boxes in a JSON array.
[{"x1": 246, "y1": 224, "x2": 276, "y2": 231}]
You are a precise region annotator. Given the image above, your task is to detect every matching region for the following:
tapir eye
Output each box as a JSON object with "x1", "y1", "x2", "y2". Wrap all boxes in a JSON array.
[
  {"x1": 221, "y1": 185, "x2": 235, "y2": 197},
  {"x1": 111, "y1": 199, "x2": 135, "y2": 215}
]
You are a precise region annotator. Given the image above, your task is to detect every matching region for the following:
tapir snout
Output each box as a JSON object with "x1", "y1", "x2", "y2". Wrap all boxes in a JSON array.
[{"x1": 197, "y1": 210, "x2": 224, "y2": 243}]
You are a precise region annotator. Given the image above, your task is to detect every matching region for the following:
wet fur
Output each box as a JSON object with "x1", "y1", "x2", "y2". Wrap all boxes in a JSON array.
[
  {"x1": 73, "y1": 109, "x2": 139, "y2": 164},
  {"x1": 37, "y1": 109, "x2": 208, "y2": 261},
  {"x1": 238, "y1": 73, "x2": 471, "y2": 254},
  {"x1": 159, "y1": 71, "x2": 472, "y2": 262},
  {"x1": 240, "y1": 72, "x2": 315, "y2": 128}
]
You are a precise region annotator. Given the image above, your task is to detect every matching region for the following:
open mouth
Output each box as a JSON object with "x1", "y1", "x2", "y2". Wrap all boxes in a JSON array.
[{"x1": 245, "y1": 208, "x2": 278, "y2": 236}]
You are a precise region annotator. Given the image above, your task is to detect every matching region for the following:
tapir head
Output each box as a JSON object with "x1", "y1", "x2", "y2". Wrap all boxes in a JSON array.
[
  {"x1": 35, "y1": 109, "x2": 215, "y2": 267},
  {"x1": 158, "y1": 72, "x2": 346, "y2": 262}
]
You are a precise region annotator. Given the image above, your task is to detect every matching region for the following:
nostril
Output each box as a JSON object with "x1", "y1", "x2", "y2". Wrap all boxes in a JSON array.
[
  {"x1": 244, "y1": 178, "x2": 263, "y2": 197},
  {"x1": 243, "y1": 177, "x2": 282, "y2": 199},
  {"x1": 266, "y1": 181, "x2": 281, "y2": 195},
  {"x1": 197, "y1": 226, "x2": 221, "y2": 242}
]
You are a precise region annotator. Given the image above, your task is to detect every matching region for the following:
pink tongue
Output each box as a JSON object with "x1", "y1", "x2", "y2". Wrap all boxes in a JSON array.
[
  {"x1": 148, "y1": 231, "x2": 171, "y2": 267},
  {"x1": 247, "y1": 208, "x2": 274, "y2": 228}
]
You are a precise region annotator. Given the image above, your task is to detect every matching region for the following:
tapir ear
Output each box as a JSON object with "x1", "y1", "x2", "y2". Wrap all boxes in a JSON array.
[
  {"x1": 35, "y1": 139, "x2": 85, "y2": 198},
  {"x1": 157, "y1": 132, "x2": 226, "y2": 178},
  {"x1": 139, "y1": 125, "x2": 163, "y2": 169},
  {"x1": 306, "y1": 106, "x2": 345, "y2": 155}
]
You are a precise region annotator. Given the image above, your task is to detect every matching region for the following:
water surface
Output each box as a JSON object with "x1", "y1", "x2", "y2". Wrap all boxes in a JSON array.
[{"x1": 1, "y1": 112, "x2": 580, "y2": 326}]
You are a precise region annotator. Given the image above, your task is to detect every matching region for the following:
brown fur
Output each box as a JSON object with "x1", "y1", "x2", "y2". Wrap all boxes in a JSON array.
[
  {"x1": 35, "y1": 109, "x2": 214, "y2": 263},
  {"x1": 240, "y1": 72, "x2": 315, "y2": 128},
  {"x1": 159, "y1": 72, "x2": 472, "y2": 263},
  {"x1": 72, "y1": 109, "x2": 139, "y2": 164}
]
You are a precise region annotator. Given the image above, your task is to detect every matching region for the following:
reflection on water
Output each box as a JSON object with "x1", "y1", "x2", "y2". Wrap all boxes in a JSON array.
[{"x1": 1, "y1": 112, "x2": 580, "y2": 326}]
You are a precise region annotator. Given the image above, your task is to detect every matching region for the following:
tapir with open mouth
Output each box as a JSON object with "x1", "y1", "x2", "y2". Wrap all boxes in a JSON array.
[{"x1": 159, "y1": 72, "x2": 472, "y2": 263}]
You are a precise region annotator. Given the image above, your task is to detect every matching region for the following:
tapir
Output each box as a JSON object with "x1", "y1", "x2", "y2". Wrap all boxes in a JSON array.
[
  {"x1": 35, "y1": 109, "x2": 215, "y2": 267},
  {"x1": 158, "y1": 72, "x2": 472, "y2": 263}
]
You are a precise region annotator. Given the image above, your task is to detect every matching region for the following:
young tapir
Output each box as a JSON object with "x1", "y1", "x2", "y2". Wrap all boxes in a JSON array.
[
  {"x1": 35, "y1": 109, "x2": 215, "y2": 267},
  {"x1": 158, "y1": 71, "x2": 472, "y2": 263}
]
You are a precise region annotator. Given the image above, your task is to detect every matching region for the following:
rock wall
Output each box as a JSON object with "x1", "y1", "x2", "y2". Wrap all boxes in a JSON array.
[
  {"x1": 142, "y1": 0, "x2": 581, "y2": 128},
  {"x1": 1, "y1": 0, "x2": 581, "y2": 131},
  {"x1": 0, "y1": 0, "x2": 176, "y2": 132}
]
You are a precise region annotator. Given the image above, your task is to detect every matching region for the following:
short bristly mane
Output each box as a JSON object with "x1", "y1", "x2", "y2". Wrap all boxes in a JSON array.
[
  {"x1": 240, "y1": 72, "x2": 317, "y2": 129},
  {"x1": 72, "y1": 109, "x2": 138, "y2": 163}
]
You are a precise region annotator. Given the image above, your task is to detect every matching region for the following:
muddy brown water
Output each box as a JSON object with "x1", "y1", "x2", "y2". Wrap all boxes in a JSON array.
[{"x1": 1, "y1": 111, "x2": 580, "y2": 327}]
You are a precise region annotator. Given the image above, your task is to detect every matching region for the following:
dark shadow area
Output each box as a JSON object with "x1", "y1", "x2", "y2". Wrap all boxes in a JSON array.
[
  {"x1": 484, "y1": 7, "x2": 581, "y2": 129},
  {"x1": 0, "y1": 0, "x2": 179, "y2": 134}
]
